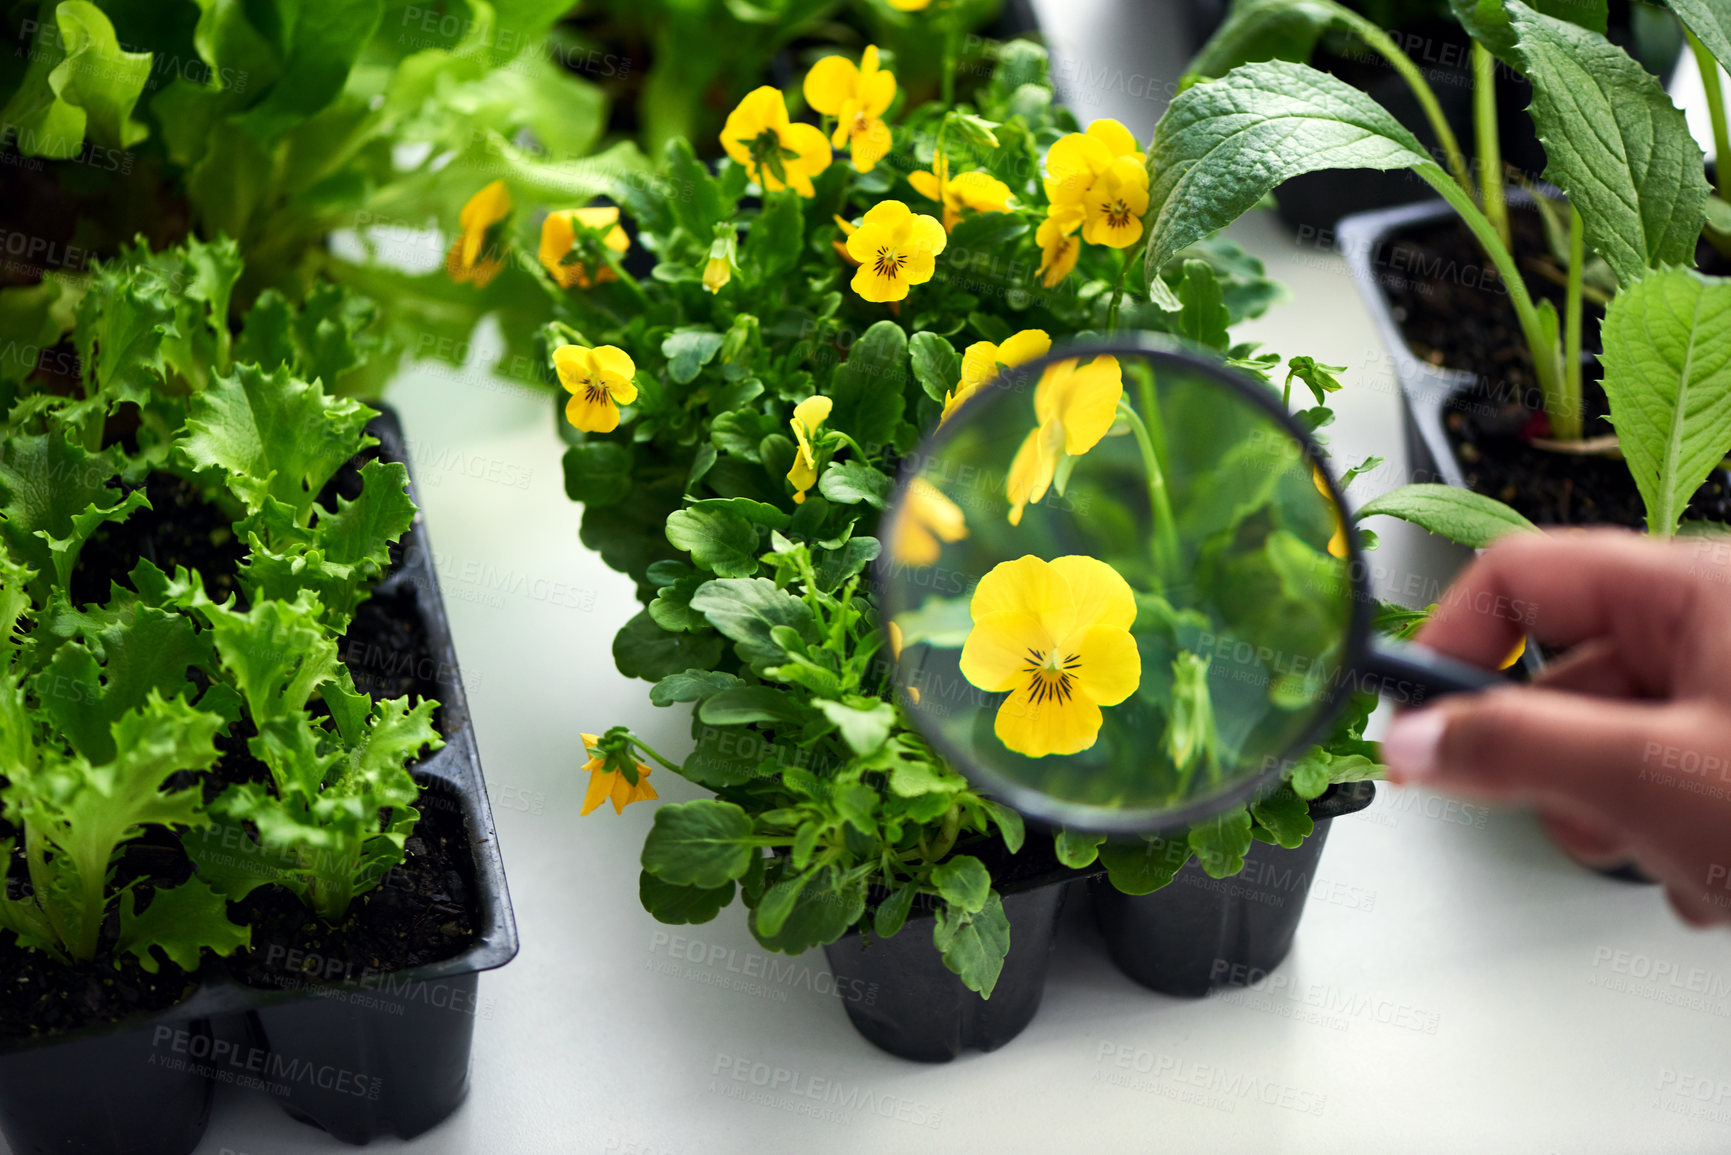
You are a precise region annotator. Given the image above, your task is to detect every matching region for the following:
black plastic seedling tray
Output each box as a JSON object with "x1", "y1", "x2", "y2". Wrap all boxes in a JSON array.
[{"x1": 0, "y1": 407, "x2": 519, "y2": 1155}]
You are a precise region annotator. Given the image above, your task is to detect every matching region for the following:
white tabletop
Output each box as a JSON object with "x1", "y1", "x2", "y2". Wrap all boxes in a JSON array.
[{"x1": 50, "y1": 2, "x2": 1731, "y2": 1152}]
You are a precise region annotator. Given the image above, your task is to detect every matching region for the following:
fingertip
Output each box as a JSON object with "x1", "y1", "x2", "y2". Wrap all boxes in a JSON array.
[{"x1": 1382, "y1": 708, "x2": 1446, "y2": 784}]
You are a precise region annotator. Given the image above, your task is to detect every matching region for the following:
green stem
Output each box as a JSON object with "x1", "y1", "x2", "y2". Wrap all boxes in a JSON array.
[
  {"x1": 1417, "y1": 165, "x2": 1571, "y2": 440},
  {"x1": 1690, "y1": 30, "x2": 1731, "y2": 202},
  {"x1": 626, "y1": 736, "x2": 687, "y2": 775},
  {"x1": 1563, "y1": 204, "x2": 1584, "y2": 439},
  {"x1": 1473, "y1": 43, "x2": 1509, "y2": 249},
  {"x1": 941, "y1": 8, "x2": 959, "y2": 110},
  {"x1": 1106, "y1": 245, "x2": 1139, "y2": 331},
  {"x1": 1116, "y1": 398, "x2": 1181, "y2": 583},
  {"x1": 1338, "y1": 8, "x2": 1476, "y2": 201}
]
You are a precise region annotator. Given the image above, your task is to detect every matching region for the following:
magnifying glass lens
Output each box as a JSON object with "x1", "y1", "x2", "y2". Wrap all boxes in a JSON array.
[{"x1": 880, "y1": 349, "x2": 1355, "y2": 832}]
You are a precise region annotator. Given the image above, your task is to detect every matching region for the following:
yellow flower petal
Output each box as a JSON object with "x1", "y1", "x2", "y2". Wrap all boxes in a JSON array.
[
  {"x1": 960, "y1": 610, "x2": 1056, "y2": 693},
  {"x1": 850, "y1": 118, "x2": 893, "y2": 173},
  {"x1": 1047, "y1": 555, "x2": 1137, "y2": 632},
  {"x1": 1035, "y1": 356, "x2": 1122, "y2": 456},
  {"x1": 1499, "y1": 635, "x2": 1526, "y2": 670},
  {"x1": 1005, "y1": 423, "x2": 1060, "y2": 526},
  {"x1": 995, "y1": 681, "x2": 1103, "y2": 758},
  {"x1": 893, "y1": 477, "x2": 967, "y2": 565},
  {"x1": 997, "y1": 328, "x2": 1052, "y2": 366},
  {"x1": 458, "y1": 180, "x2": 511, "y2": 268},
  {"x1": 1087, "y1": 118, "x2": 1143, "y2": 163},
  {"x1": 803, "y1": 54, "x2": 859, "y2": 115},
  {"x1": 1069, "y1": 625, "x2": 1141, "y2": 708},
  {"x1": 793, "y1": 394, "x2": 832, "y2": 430},
  {"x1": 908, "y1": 169, "x2": 942, "y2": 203},
  {"x1": 581, "y1": 765, "x2": 616, "y2": 815},
  {"x1": 1035, "y1": 216, "x2": 1079, "y2": 288},
  {"x1": 566, "y1": 391, "x2": 620, "y2": 434},
  {"x1": 967, "y1": 554, "x2": 1073, "y2": 634}
]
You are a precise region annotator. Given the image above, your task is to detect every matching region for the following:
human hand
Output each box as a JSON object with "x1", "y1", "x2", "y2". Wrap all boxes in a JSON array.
[{"x1": 1380, "y1": 529, "x2": 1731, "y2": 926}]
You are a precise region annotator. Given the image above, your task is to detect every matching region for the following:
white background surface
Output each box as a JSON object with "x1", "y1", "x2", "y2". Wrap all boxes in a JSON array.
[{"x1": 124, "y1": 2, "x2": 1731, "y2": 1152}]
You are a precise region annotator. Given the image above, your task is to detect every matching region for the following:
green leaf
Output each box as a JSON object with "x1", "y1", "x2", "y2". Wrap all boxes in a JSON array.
[
  {"x1": 817, "y1": 460, "x2": 893, "y2": 508},
  {"x1": 237, "y1": 0, "x2": 384, "y2": 140},
  {"x1": 1355, "y1": 483, "x2": 1537, "y2": 547},
  {"x1": 1188, "y1": 0, "x2": 1341, "y2": 78},
  {"x1": 1174, "y1": 259, "x2": 1229, "y2": 349},
  {"x1": 640, "y1": 870, "x2": 735, "y2": 925},
  {"x1": 889, "y1": 757, "x2": 966, "y2": 797},
  {"x1": 698, "y1": 686, "x2": 806, "y2": 724},
  {"x1": 563, "y1": 442, "x2": 633, "y2": 507},
  {"x1": 1598, "y1": 267, "x2": 1731, "y2": 535},
  {"x1": 1509, "y1": 1, "x2": 1707, "y2": 286},
  {"x1": 613, "y1": 609, "x2": 726, "y2": 682},
  {"x1": 662, "y1": 328, "x2": 725, "y2": 385},
  {"x1": 909, "y1": 332, "x2": 962, "y2": 402},
  {"x1": 179, "y1": 362, "x2": 375, "y2": 525},
  {"x1": 650, "y1": 670, "x2": 744, "y2": 707},
  {"x1": 744, "y1": 191, "x2": 803, "y2": 278},
  {"x1": 1251, "y1": 784, "x2": 1314, "y2": 848},
  {"x1": 1286, "y1": 356, "x2": 1346, "y2": 405},
  {"x1": 1453, "y1": 0, "x2": 1607, "y2": 68},
  {"x1": 930, "y1": 855, "x2": 990, "y2": 914},
  {"x1": 1189, "y1": 808, "x2": 1255, "y2": 878},
  {"x1": 665, "y1": 507, "x2": 760, "y2": 577},
  {"x1": 873, "y1": 882, "x2": 918, "y2": 938},
  {"x1": 814, "y1": 536, "x2": 880, "y2": 591},
  {"x1": 1668, "y1": 0, "x2": 1731, "y2": 71},
  {"x1": 933, "y1": 892, "x2": 1011, "y2": 998},
  {"x1": 753, "y1": 872, "x2": 810, "y2": 936},
  {"x1": 116, "y1": 879, "x2": 248, "y2": 974},
  {"x1": 814, "y1": 698, "x2": 896, "y2": 756},
  {"x1": 641, "y1": 799, "x2": 756, "y2": 888},
  {"x1": 827, "y1": 320, "x2": 907, "y2": 453},
  {"x1": 1055, "y1": 828, "x2": 1105, "y2": 868},
  {"x1": 749, "y1": 865, "x2": 866, "y2": 954},
  {"x1": 2, "y1": 1, "x2": 153, "y2": 157},
  {"x1": 1145, "y1": 61, "x2": 1435, "y2": 282},
  {"x1": 688, "y1": 577, "x2": 817, "y2": 671},
  {"x1": 0, "y1": 429, "x2": 147, "y2": 592}
]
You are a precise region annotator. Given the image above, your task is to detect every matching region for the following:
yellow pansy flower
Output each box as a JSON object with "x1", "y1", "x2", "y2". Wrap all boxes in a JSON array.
[
  {"x1": 893, "y1": 477, "x2": 968, "y2": 565},
  {"x1": 833, "y1": 215, "x2": 861, "y2": 265},
  {"x1": 941, "y1": 328, "x2": 1051, "y2": 423},
  {"x1": 703, "y1": 224, "x2": 738, "y2": 294},
  {"x1": 1035, "y1": 215, "x2": 1080, "y2": 287},
  {"x1": 887, "y1": 0, "x2": 932, "y2": 9},
  {"x1": 846, "y1": 199, "x2": 946, "y2": 303},
  {"x1": 959, "y1": 555, "x2": 1141, "y2": 758},
  {"x1": 580, "y1": 732, "x2": 658, "y2": 815},
  {"x1": 1044, "y1": 119, "x2": 1145, "y2": 223},
  {"x1": 1005, "y1": 356, "x2": 1123, "y2": 525},
  {"x1": 555, "y1": 344, "x2": 639, "y2": 433},
  {"x1": 721, "y1": 86, "x2": 832, "y2": 197},
  {"x1": 803, "y1": 46, "x2": 896, "y2": 173},
  {"x1": 446, "y1": 180, "x2": 511, "y2": 287},
  {"x1": 908, "y1": 152, "x2": 1014, "y2": 231},
  {"x1": 1080, "y1": 155, "x2": 1149, "y2": 249},
  {"x1": 788, "y1": 395, "x2": 833, "y2": 504},
  {"x1": 538, "y1": 207, "x2": 629, "y2": 290}
]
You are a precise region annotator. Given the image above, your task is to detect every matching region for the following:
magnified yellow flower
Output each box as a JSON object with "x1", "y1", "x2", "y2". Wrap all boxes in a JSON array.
[
  {"x1": 960, "y1": 555, "x2": 1141, "y2": 758},
  {"x1": 446, "y1": 180, "x2": 511, "y2": 287},
  {"x1": 1044, "y1": 119, "x2": 1145, "y2": 223},
  {"x1": 721, "y1": 86, "x2": 832, "y2": 197},
  {"x1": 846, "y1": 200, "x2": 946, "y2": 303},
  {"x1": 893, "y1": 477, "x2": 968, "y2": 565},
  {"x1": 538, "y1": 207, "x2": 629, "y2": 290},
  {"x1": 1005, "y1": 356, "x2": 1123, "y2": 525},
  {"x1": 1311, "y1": 465, "x2": 1350, "y2": 560},
  {"x1": 1500, "y1": 636, "x2": 1526, "y2": 670},
  {"x1": 887, "y1": 620, "x2": 920, "y2": 704},
  {"x1": 804, "y1": 46, "x2": 896, "y2": 173},
  {"x1": 942, "y1": 329, "x2": 1051, "y2": 423},
  {"x1": 555, "y1": 344, "x2": 639, "y2": 433},
  {"x1": 788, "y1": 395, "x2": 832, "y2": 504},
  {"x1": 580, "y1": 732, "x2": 658, "y2": 815},
  {"x1": 1080, "y1": 156, "x2": 1149, "y2": 249},
  {"x1": 1035, "y1": 215, "x2": 1080, "y2": 288},
  {"x1": 909, "y1": 152, "x2": 1014, "y2": 231},
  {"x1": 887, "y1": 0, "x2": 932, "y2": 9}
]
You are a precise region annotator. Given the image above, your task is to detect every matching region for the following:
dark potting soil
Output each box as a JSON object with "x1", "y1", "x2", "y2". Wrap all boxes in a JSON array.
[
  {"x1": 338, "y1": 588, "x2": 445, "y2": 731},
  {"x1": 0, "y1": 827, "x2": 199, "y2": 1041},
  {"x1": 225, "y1": 777, "x2": 478, "y2": 993},
  {"x1": 72, "y1": 472, "x2": 245, "y2": 606},
  {"x1": 1383, "y1": 212, "x2": 1731, "y2": 528}
]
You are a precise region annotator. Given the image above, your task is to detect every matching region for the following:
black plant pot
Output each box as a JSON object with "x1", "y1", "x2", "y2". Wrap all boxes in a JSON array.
[
  {"x1": 1337, "y1": 202, "x2": 1658, "y2": 884},
  {"x1": 822, "y1": 833, "x2": 1094, "y2": 1062},
  {"x1": 0, "y1": 407, "x2": 520, "y2": 1155},
  {"x1": 1088, "y1": 783, "x2": 1376, "y2": 997}
]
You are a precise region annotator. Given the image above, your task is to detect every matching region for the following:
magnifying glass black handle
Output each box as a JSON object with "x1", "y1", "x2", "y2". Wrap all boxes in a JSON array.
[{"x1": 1360, "y1": 637, "x2": 1506, "y2": 708}]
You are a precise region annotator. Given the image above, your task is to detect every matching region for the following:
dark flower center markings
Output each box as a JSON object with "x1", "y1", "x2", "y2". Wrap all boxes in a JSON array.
[
  {"x1": 1106, "y1": 199, "x2": 1133, "y2": 229},
  {"x1": 1023, "y1": 647, "x2": 1081, "y2": 705},
  {"x1": 874, "y1": 247, "x2": 906, "y2": 280},
  {"x1": 581, "y1": 379, "x2": 610, "y2": 405}
]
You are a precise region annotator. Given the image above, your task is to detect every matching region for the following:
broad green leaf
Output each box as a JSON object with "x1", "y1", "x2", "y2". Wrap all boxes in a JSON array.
[
  {"x1": 1188, "y1": 0, "x2": 1341, "y2": 79},
  {"x1": 930, "y1": 855, "x2": 990, "y2": 914},
  {"x1": 743, "y1": 191, "x2": 803, "y2": 279},
  {"x1": 1355, "y1": 483, "x2": 1537, "y2": 547},
  {"x1": 749, "y1": 865, "x2": 866, "y2": 954},
  {"x1": 827, "y1": 321, "x2": 907, "y2": 454},
  {"x1": 1055, "y1": 828, "x2": 1104, "y2": 868},
  {"x1": 1174, "y1": 259, "x2": 1229, "y2": 350},
  {"x1": 698, "y1": 686, "x2": 806, "y2": 724},
  {"x1": 641, "y1": 799, "x2": 756, "y2": 888},
  {"x1": 933, "y1": 891, "x2": 1010, "y2": 997},
  {"x1": 816, "y1": 460, "x2": 892, "y2": 508},
  {"x1": 688, "y1": 577, "x2": 817, "y2": 671},
  {"x1": 563, "y1": 442, "x2": 633, "y2": 507},
  {"x1": 873, "y1": 882, "x2": 918, "y2": 938},
  {"x1": 1145, "y1": 61, "x2": 1435, "y2": 283},
  {"x1": 1190, "y1": 808, "x2": 1255, "y2": 878},
  {"x1": 1452, "y1": 0, "x2": 1607, "y2": 67},
  {"x1": 753, "y1": 872, "x2": 810, "y2": 936},
  {"x1": 1, "y1": 1, "x2": 153, "y2": 158},
  {"x1": 237, "y1": 0, "x2": 384, "y2": 140},
  {"x1": 650, "y1": 669, "x2": 745, "y2": 706},
  {"x1": 0, "y1": 429, "x2": 147, "y2": 593},
  {"x1": 662, "y1": 328, "x2": 724, "y2": 384},
  {"x1": 665, "y1": 507, "x2": 760, "y2": 577},
  {"x1": 1251, "y1": 783, "x2": 1313, "y2": 848},
  {"x1": 1599, "y1": 267, "x2": 1731, "y2": 535},
  {"x1": 639, "y1": 871, "x2": 735, "y2": 925},
  {"x1": 1668, "y1": 0, "x2": 1731, "y2": 70},
  {"x1": 612, "y1": 610, "x2": 725, "y2": 682},
  {"x1": 117, "y1": 879, "x2": 249, "y2": 973},
  {"x1": 814, "y1": 698, "x2": 896, "y2": 756},
  {"x1": 909, "y1": 332, "x2": 961, "y2": 402},
  {"x1": 1510, "y1": 1, "x2": 1707, "y2": 286}
]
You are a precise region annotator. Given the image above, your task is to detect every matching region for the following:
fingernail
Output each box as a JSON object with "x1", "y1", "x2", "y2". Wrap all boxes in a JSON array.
[{"x1": 1383, "y1": 709, "x2": 1446, "y2": 783}]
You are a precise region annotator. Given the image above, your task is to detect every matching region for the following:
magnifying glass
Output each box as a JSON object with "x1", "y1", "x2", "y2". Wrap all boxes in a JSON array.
[{"x1": 875, "y1": 335, "x2": 1500, "y2": 835}]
